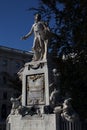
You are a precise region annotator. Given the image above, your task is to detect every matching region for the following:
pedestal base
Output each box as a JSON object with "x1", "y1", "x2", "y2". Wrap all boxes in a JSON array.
[{"x1": 7, "y1": 114, "x2": 60, "y2": 130}]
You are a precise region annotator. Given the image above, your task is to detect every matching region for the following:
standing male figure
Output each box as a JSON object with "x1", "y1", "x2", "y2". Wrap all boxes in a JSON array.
[{"x1": 21, "y1": 13, "x2": 50, "y2": 61}]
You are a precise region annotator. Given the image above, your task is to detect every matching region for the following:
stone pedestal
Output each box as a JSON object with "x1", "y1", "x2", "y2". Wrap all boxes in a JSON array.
[
  {"x1": 7, "y1": 60, "x2": 61, "y2": 130},
  {"x1": 7, "y1": 114, "x2": 60, "y2": 130}
]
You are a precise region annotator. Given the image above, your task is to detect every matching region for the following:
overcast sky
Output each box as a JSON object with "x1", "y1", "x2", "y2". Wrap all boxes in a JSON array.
[{"x1": 0, "y1": 0, "x2": 39, "y2": 51}]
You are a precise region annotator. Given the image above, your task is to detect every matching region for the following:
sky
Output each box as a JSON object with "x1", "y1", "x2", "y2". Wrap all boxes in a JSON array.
[{"x1": 0, "y1": 0, "x2": 39, "y2": 51}]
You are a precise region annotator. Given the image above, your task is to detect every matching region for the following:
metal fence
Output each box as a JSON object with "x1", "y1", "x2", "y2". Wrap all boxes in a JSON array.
[{"x1": 60, "y1": 118, "x2": 87, "y2": 130}]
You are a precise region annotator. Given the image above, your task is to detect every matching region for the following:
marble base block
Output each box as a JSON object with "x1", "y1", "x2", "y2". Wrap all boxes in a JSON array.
[{"x1": 7, "y1": 114, "x2": 60, "y2": 130}]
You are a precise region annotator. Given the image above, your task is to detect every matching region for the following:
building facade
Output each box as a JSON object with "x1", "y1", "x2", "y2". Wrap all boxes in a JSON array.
[{"x1": 0, "y1": 45, "x2": 32, "y2": 130}]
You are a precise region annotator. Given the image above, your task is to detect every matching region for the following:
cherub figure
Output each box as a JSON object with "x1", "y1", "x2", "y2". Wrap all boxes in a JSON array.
[{"x1": 61, "y1": 98, "x2": 79, "y2": 121}]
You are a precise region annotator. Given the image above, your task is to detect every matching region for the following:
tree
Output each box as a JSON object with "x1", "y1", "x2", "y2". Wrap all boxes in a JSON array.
[{"x1": 29, "y1": 0, "x2": 87, "y2": 119}]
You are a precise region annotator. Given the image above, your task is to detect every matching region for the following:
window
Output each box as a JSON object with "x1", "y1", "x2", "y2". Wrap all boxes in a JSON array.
[
  {"x1": 3, "y1": 76, "x2": 7, "y2": 84},
  {"x1": 3, "y1": 92, "x2": 7, "y2": 100},
  {"x1": 2, "y1": 59, "x2": 8, "y2": 66}
]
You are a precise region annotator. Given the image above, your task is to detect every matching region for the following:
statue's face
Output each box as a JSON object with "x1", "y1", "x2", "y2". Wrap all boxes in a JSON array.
[
  {"x1": 35, "y1": 15, "x2": 38, "y2": 22},
  {"x1": 34, "y1": 14, "x2": 41, "y2": 22}
]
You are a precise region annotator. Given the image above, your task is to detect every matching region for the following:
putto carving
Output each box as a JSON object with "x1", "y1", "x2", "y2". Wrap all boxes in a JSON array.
[
  {"x1": 61, "y1": 98, "x2": 79, "y2": 121},
  {"x1": 10, "y1": 96, "x2": 22, "y2": 115}
]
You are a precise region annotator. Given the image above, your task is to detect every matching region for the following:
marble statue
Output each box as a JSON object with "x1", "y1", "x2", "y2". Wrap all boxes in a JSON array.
[
  {"x1": 50, "y1": 88, "x2": 60, "y2": 108},
  {"x1": 49, "y1": 69, "x2": 61, "y2": 108},
  {"x1": 61, "y1": 98, "x2": 79, "y2": 121},
  {"x1": 21, "y1": 13, "x2": 51, "y2": 61}
]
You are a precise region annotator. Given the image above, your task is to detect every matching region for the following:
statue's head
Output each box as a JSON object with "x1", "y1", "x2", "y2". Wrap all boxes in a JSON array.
[{"x1": 34, "y1": 13, "x2": 41, "y2": 22}]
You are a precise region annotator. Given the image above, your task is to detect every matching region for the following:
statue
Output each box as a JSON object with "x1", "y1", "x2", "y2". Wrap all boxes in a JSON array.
[
  {"x1": 10, "y1": 96, "x2": 22, "y2": 115},
  {"x1": 21, "y1": 13, "x2": 51, "y2": 61},
  {"x1": 61, "y1": 98, "x2": 79, "y2": 121},
  {"x1": 49, "y1": 69, "x2": 61, "y2": 108},
  {"x1": 50, "y1": 88, "x2": 60, "y2": 108}
]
